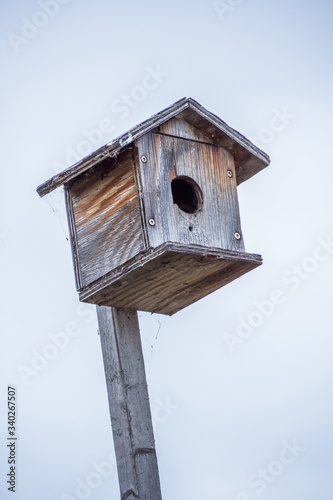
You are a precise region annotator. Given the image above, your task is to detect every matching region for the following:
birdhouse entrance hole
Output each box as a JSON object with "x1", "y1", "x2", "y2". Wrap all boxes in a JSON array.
[{"x1": 171, "y1": 176, "x2": 202, "y2": 214}]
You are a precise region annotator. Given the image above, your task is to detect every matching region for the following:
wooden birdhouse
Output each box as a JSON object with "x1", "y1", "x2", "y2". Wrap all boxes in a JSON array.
[{"x1": 37, "y1": 98, "x2": 270, "y2": 315}]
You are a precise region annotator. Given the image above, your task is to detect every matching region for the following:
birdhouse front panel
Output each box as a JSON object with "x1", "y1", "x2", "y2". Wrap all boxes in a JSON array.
[{"x1": 137, "y1": 118, "x2": 245, "y2": 253}]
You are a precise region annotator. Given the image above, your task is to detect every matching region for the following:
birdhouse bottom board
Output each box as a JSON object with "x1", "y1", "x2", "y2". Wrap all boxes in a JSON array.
[{"x1": 79, "y1": 242, "x2": 262, "y2": 315}]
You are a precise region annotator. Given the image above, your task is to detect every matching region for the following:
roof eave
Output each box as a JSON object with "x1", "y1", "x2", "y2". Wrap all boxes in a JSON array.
[
  {"x1": 37, "y1": 97, "x2": 190, "y2": 197},
  {"x1": 37, "y1": 97, "x2": 270, "y2": 197}
]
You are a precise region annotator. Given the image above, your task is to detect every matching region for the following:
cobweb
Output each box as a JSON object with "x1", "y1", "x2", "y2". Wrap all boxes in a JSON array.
[
  {"x1": 139, "y1": 313, "x2": 168, "y2": 383},
  {"x1": 43, "y1": 187, "x2": 168, "y2": 384},
  {"x1": 43, "y1": 186, "x2": 70, "y2": 244}
]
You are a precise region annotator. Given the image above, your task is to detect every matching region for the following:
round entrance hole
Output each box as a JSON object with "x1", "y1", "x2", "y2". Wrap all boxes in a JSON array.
[{"x1": 171, "y1": 176, "x2": 203, "y2": 214}]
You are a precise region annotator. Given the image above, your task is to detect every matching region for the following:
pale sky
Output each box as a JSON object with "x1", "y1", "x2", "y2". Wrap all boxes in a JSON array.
[{"x1": 1, "y1": 1, "x2": 333, "y2": 499}]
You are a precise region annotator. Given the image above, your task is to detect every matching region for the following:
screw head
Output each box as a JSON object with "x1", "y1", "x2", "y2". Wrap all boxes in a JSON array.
[
  {"x1": 141, "y1": 155, "x2": 147, "y2": 163},
  {"x1": 234, "y1": 232, "x2": 241, "y2": 240},
  {"x1": 148, "y1": 218, "x2": 155, "y2": 226},
  {"x1": 227, "y1": 170, "x2": 233, "y2": 178}
]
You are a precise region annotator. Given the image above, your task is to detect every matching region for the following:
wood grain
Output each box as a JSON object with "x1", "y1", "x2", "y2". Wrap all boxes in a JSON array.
[
  {"x1": 97, "y1": 307, "x2": 162, "y2": 500},
  {"x1": 176, "y1": 102, "x2": 270, "y2": 185},
  {"x1": 156, "y1": 116, "x2": 215, "y2": 144},
  {"x1": 64, "y1": 186, "x2": 82, "y2": 290},
  {"x1": 137, "y1": 131, "x2": 245, "y2": 252},
  {"x1": 81, "y1": 243, "x2": 262, "y2": 315},
  {"x1": 69, "y1": 151, "x2": 145, "y2": 288}
]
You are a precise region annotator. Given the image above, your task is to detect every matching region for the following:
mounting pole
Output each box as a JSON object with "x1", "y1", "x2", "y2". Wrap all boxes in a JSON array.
[{"x1": 97, "y1": 306, "x2": 162, "y2": 500}]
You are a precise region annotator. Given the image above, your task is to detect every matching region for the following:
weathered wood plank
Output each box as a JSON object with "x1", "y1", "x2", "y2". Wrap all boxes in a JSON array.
[
  {"x1": 177, "y1": 104, "x2": 268, "y2": 185},
  {"x1": 97, "y1": 306, "x2": 162, "y2": 500},
  {"x1": 136, "y1": 132, "x2": 164, "y2": 248},
  {"x1": 37, "y1": 97, "x2": 270, "y2": 197},
  {"x1": 156, "y1": 116, "x2": 215, "y2": 144},
  {"x1": 81, "y1": 243, "x2": 262, "y2": 315},
  {"x1": 137, "y1": 131, "x2": 245, "y2": 252},
  {"x1": 64, "y1": 186, "x2": 82, "y2": 290},
  {"x1": 69, "y1": 151, "x2": 145, "y2": 288}
]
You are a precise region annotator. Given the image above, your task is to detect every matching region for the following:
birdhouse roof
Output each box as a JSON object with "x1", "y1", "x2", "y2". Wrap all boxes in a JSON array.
[{"x1": 37, "y1": 97, "x2": 270, "y2": 197}]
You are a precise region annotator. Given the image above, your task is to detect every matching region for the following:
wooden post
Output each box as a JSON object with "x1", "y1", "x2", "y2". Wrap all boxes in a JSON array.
[{"x1": 96, "y1": 306, "x2": 163, "y2": 500}]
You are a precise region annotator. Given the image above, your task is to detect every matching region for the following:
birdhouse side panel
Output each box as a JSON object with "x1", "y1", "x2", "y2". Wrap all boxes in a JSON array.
[{"x1": 68, "y1": 151, "x2": 145, "y2": 289}]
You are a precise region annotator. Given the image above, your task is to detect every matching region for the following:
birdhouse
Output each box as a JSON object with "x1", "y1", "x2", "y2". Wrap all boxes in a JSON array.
[{"x1": 37, "y1": 98, "x2": 270, "y2": 315}]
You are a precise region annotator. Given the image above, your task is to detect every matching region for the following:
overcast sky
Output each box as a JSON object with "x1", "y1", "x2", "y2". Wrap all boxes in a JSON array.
[{"x1": 1, "y1": 1, "x2": 333, "y2": 499}]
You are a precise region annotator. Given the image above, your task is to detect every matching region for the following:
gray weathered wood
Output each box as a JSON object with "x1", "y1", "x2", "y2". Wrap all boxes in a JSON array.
[
  {"x1": 137, "y1": 130, "x2": 245, "y2": 252},
  {"x1": 157, "y1": 116, "x2": 216, "y2": 144},
  {"x1": 97, "y1": 306, "x2": 162, "y2": 500},
  {"x1": 81, "y1": 243, "x2": 262, "y2": 315},
  {"x1": 65, "y1": 185, "x2": 82, "y2": 290},
  {"x1": 36, "y1": 97, "x2": 270, "y2": 197}
]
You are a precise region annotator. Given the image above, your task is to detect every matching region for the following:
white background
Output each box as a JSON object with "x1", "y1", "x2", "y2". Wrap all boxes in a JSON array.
[{"x1": 1, "y1": 1, "x2": 332, "y2": 499}]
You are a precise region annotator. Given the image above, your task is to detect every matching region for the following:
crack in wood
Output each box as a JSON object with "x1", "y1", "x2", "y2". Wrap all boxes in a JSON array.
[
  {"x1": 134, "y1": 448, "x2": 156, "y2": 456},
  {"x1": 121, "y1": 489, "x2": 138, "y2": 500},
  {"x1": 153, "y1": 130, "x2": 220, "y2": 148}
]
